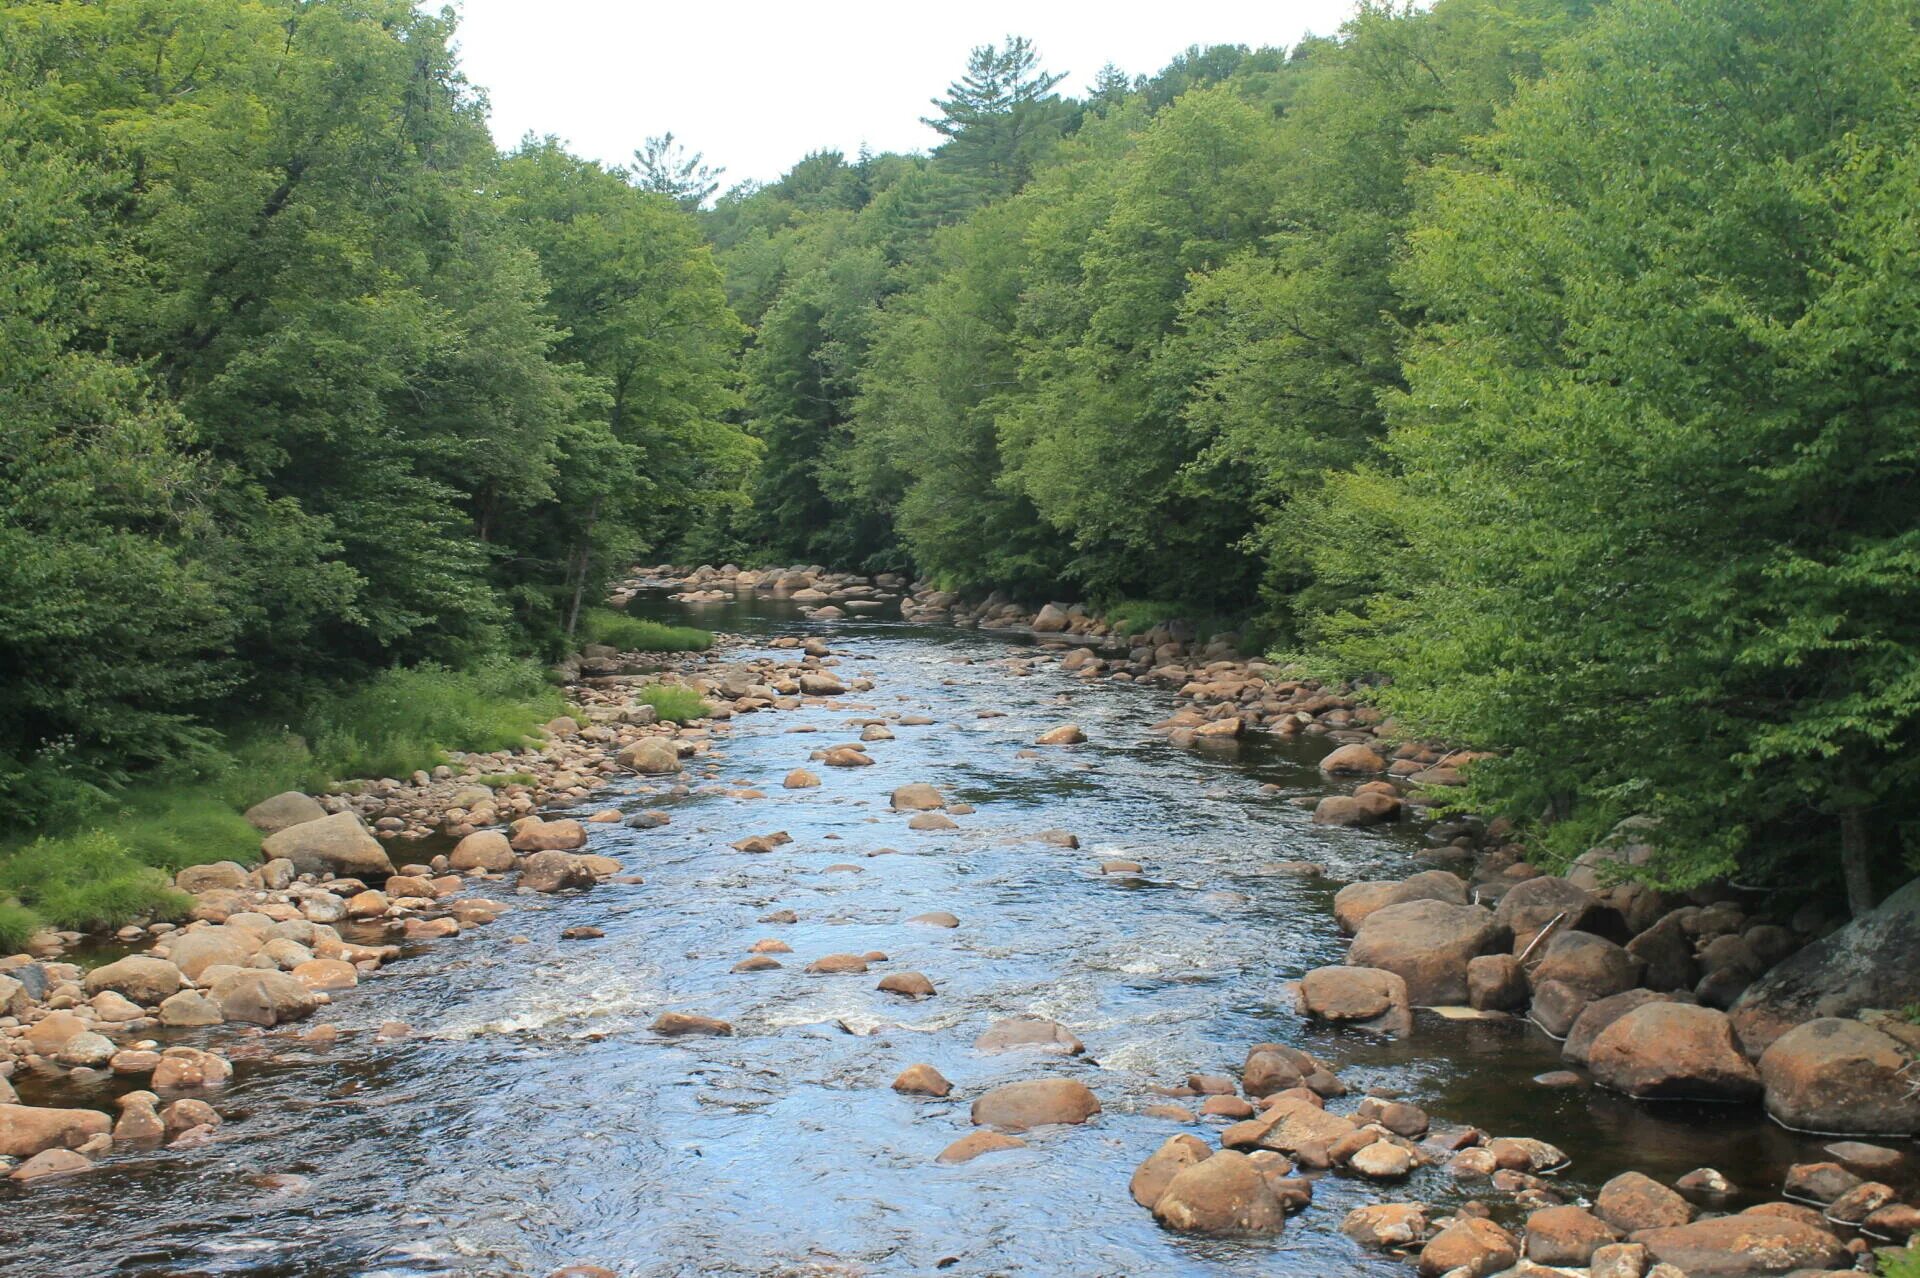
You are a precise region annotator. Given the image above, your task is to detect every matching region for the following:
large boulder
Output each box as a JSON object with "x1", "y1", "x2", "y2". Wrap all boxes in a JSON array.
[
  {"x1": 1731, "y1": 876, "x2": 1920, "y2": 1055},
  {"x1": 449, "y1": 830, "x2": 517, "y2": 873},
  {"x1": 1588, "y1": 1003, "x2": 1762, "y2": 1101},
  {"x1": 243, "y1": 791, "x2": 327, "y2": 833},
  {"x1": 1297, "y1": 965, "x2": 1411, "y2": 1035},
  {"x1": 890, "y1": 783, "x2": 946, "y2": 812},
  {"x1": 508, "y1": 818, "x2": 587, "y2": 853},
  {"x1": 174, "y1": 861, "x2": 250, "y2": 894},
  {"x1": 83, "y1": 955, "x2": 181, "y2": 1005},
  {"x1": 1151, "y1": 1150, "x2": 1290, "y2": 1236},
  {"x1": 1636, "y1": 1211, "x2": 1847, "y2": 1276},
  {"x1": 166, "y1": 925, "x2": 263, "y2": 980},
  {"x1": 208, "y1": 969, "x2": 318, "y2": 1027},
  {"x1": 261, "y1": 812, "x2": 393, "y2": 878},
  {"x1": 1333, "y1": 870, "x2": 1468, "y2": 934},
  {"x1": 1523, "y1": 1205, "x2": 1620, "y2": 1266},
  {"x1": 1757, "y1": 1018, "x2": 1920, "y2": 1136},
  {"x1": 518, "y1": 850, "x2": 597, "y2": 893},
  {"x1": 1348, "y1": 899, "x2": 1508, "y2": 1005},
  {"x1": 1418, "y1": 1217, "x2": 1520, "y2": 1278},
  {"x1": 1031, "y1": 604, "x2": 1070, "y2": 633},
  {"x1": 1563, "y1": 990, "x2": 1672, "y2": 1067},
  {"x1": 1130, "y1": 1133, "x2": 1211, "y2": 1208},
  {"x1": 1320, "y1": 744, "x2": 1386, "y2": 775},
  {"x1": 617, "y1": 738, "x2": 681, "y2": 775},
  {"x1": 1495, "y1": 875, "x2": 1604, "y2": 951},
  {"x1": 969, "y1": 1079, "x2": 1099, "y2": 1131},
  {"x1": 1595, "y1": 1170, "x2": 1693, "y2": 1234},
  {"x1": 1531, "y1": 930, "x2": 1643, "y2": 1001},
  {"x1": 0, "y1": 1104, "x2": 111, "y2": 1158}
]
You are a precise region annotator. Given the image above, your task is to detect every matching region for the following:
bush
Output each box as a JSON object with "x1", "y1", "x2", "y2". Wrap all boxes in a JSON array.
[
  {"x1": 300, "y1": 659, "x2": 566, "y2": 780},
  {"x1": 113, "y1": 793, "x2": 262, "y2": 872},
  {"x1": 581, "y1": 608, "x2": 712, "y2": 653},
  {"x1": 477, "y1": 772, "x2": 536, "y2": 788},
  {"x1": 638, "y1": 684, "x2": 710, "y2": 723},
  {"x1": 0, "y1": 829, "x2": 191, "y2": 934},
  {"x1": 0, "y1": 902, "x2": 40, "y2": 952}
]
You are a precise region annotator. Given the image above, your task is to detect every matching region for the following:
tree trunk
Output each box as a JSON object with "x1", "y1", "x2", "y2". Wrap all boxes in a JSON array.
[
  {"x1": 1838, "y1": 805, "x2": 1877, "y2": 920},
  {"x1": 562, "y1": 498, "x2": 601, "y2": 643}
]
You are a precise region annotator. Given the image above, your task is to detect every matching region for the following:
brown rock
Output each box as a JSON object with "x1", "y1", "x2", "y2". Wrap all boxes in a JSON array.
[
  {"x1": 890, "y1": 783, "x2": 946, "y2": 811},
  {"x1": 1588, "y1": 1003, "x2": 1762, "y2": 1101},
  {"x1": 1348, "y1": 899, "x2": 1508, "y2": 1005},
  {"x1": 1298, "y1": 965, "x2": 1411, "y2": 1034},
  {"x1": 651, "y1": 1012, "x2": 732, "y2": 1037},
  {"x1": 1564, "y1": 989, "x2": 1672, "y2": 1067},
  {"x1": 877, "y1": 971, "x2": 936, "y2": 998},
  {"x1": 1524, "y1": 1205, "x2": 1620, "y2": 1266},
  {"x1": 209, "y1": 969, "x2": 317, "y2": 1027},
  {"x1": 449, "y1": 831, "x2": 516, "y2": 873},
  {"x1": 1418, "y1": 1216, "x2": 1519, "y2": 1277},
  {"x1": 1758, "y1": 1017, "x2": 1920, "y2": 1136},
  {"x1": 891, "y1": 1064, "x2": 951, "y2": 1097},
  {"x1": 1320, "y1": 744, "x2": 1386, "y2": 775},
  {"x1": 1035, "y1": 725, "x2": 1086, "y2": 745},
  {"x1": 518, "y1": 850, "x2": 597, "y2": 893},
  {"x1": 969, "y1": 1078, "x2": 1099, "y2": 1131},
  {"x1": 509, "y1": 818, "x2": 588, "y2": 853},
  {"x1": 1130, "y1": 1133, "x2": 1211, "y2": 1208},
  {"x1": 806, "y1": 953, "x2": 869, "y2": 975},
  {"x1": 0, "y1": 1103, "x2": 111, "y2": 1158},
  {"x1": 261, "y1": 811, "x2": 394, "y2": 877},
  {"x1": 1468, "y1": 953, "x2": 1528, "y2": 1011},
  {"x1": 974, "y1": 1018, "x2": 1083, "y2": 1055},
  {"x1": 936, "y1": 1130, "x2": 1025, "y2": 1164},
  {"x1": 1342, "y1": 1202, "x2": 1433, "y2": 1249},
  {"x1": 1152, "y1": 1150, "x2": 1291, "y2": 1235},
  {"x1": 83, "y1": 954, "x2": 182, "y2": 1005},
  {"x1": 1637, "y1": 1214, "x2": 1846, "y2": 1276},
  {"x1": 1495, "y1": 875, "x2": 1604, "y2": 951},
  {"x1": 1333, "y1": 870, "x2": 1468, "y2": 934},
  {"x1": 1596, "y1": 1171, "x2": 1694, "y2": 1234},
  {"x1": 1533, "y1": 930, "x2": 1643, "y2": 1001},
  {"x1": 9, "y1": 1148, "x2": 92, "y2": 1183}
]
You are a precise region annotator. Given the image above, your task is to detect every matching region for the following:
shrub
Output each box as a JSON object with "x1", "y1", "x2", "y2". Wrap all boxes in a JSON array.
[
  {"x1": 581, "y1": 608, "x2": 712, "y2": 653},
  {"x1": 300, "y1": 659, "x2": 566, "y2": 780},
  {"x1": 113, "y1": 793, "x2": 262, "y2": 871},
  {"x1": 477, "y1": 772, "x2": 536, "y2": 788},
  {"x1": 638, "y1": 684, "x2": 710, "y2": 723},
  {"x1": 0, "y1": 902, "x2": 40, "y2": 952},
  {"x1": 0, "y1": 829, "x2": 191, "y2": 934}
]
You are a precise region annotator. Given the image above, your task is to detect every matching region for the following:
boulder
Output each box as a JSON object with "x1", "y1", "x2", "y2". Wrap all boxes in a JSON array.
[
  {"x1": 1588, "y1": 1003, "x2": 1762, "y2": 1101},
  {"x1": 518, "y1": 850, "x2": 597, "y2": 893},
  {"x1": 1035, "y1": 724, "x2": 1086, "y2": 746},
  {"x1": 1334, "y1": 871, "x2": 1469, "y2": 933},
  {"x1": 166, "y1": 926, "x2": 262, "y2": 980},
  {"x1": 1311, "y1": 793, "x2": 1401, "y2": 827},
  {"x1": 651, "y1": 1013, "x2": 732, "y2": 1037},
  {"x1": 1730, "y1": 875, "x2": 1920, "y2": 1054},
  {"x1": 936, "y1": 1131, "x2": 1025, "y2": 1164},
  {"x1": 1320, "y1": 744, "x2": 1386, "y2": 775},
  {"x1": 1467, "y1": 953, "x2": 1528, "y2": 1011},
  {"x1": 449, "y1": 831, "x2": 517, "y2": 873},
  {"x1": 1342, "y1": 1203, "x2": 1433, "y2": 1249},
  {"x1": 208, "y1": 969, "x2": 318, "y2": 1026},
  {"x1": 891, "y1": 1065, "x2": 951, "y2": 1097},
  {"x1": 1595, "y1": 1171, "x2": 1694, "y2": 1234},
  {"x1": 1222, "y1": 1096, "x2": 1357, "y2": 1158},
  {"x1": 1629, "y1": 914, "x2": 1702, "y2": 992},
  {"x1": 1758, "y1": 1018, "x2": 1920, "y2": 1136},
  {"x1": 1032, "y1": 603, "x2": 1070, "y2": 633},
  {"x1": 1151, "y1": 1151, "x2": 1290, "y2": 1236},
  {"x1": 509, "y1": 818, "x2": 587, "y2": 853},
  {"x1": 890, "y1": 783, "x2": 946, "y2": 812},
  {"x1": 1495, "y1": 875, "x2": 1604, "y2": 951},
  {"x1": 83, "y1": 954, "x2": 182, "y2": 1004},
  {"x1": 970, "y1": 1079, "x2": 1099, "y2": 1131},
  {"x1": 1564, "y1": 990, "x2": 1672, "y2": 1067},
  {"x1": 1532, "y1": 930, "x2": 1643, "y2": 1001},
  {"x1": 174, "y1": 861, "x2": 251, "y2": 894},
  {"x1": 261, "y1": 812, "x2": 393, "y2": 878},
  {"x1": 617, "y1": 738, "x2": 681, "y2": 775},
  {"x1": 1130, "y1": 1133, "x2": 1212, "y2": 1208},
  {"x1": 9, "y1": 1148, "x2": 91, "y2": 1183},
  {"x1": 974, "y1": 1018, "x2": 1083, "y2": 1055},
  {"x1": 1524, "y1": 1205, "x2": 1620, "y2": 1266},
  {"x1": 158, "y1": 990, "x2": 224, "y2": 1027},
  {"x1": 0, "y1": 1104, "x2": 111, "y2": 1158},
  {"x1": 243, "y1": 791, "x2": 327, "y2": 833},
  {"x1": 1297, "y1": 965, "x2": 1411, "y2": 1035},
  {"x1": 1348, "y1": 899, "x2": 1508, "y2": 1005},
  {"x1": 1636, "y1": 1213, "x2": 1846, "y2": 1276},
  {"x1": 1418, "y1": 1217, "x2": 1520, "y2": 1278}
]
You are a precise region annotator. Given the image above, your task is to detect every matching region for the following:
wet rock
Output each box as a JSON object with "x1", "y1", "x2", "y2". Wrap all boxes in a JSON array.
[
  {"x1": 1152, "y1": 1150, "x2": 1291, "y2": 1235},
  {"x1": 158, "y1": 990, "x2": 224, "y2": 1027},
  {"x1": 55, "y1": 1032, "x2": 116, "y2": 1068},
  {"x1": 1320, "y1": 744, "x2": 1386, "y2": 775},
  {"x1": 261, "y1": 812, "x2": 394, "y2": 877},
  {"x1": 208, "y1": 969, "x2": 318, "y2": 1027},
  {"x1": 84, "y1": 954, "x2": 181, "y2": 1005},
  {"x1": 1467, "y1": 953, "x2": 1528, "y2": 1011},
  {"x1": 1629, "y1": 914, "x2": 1702, "y2": 993},
  {"x1": 936, "y1": 1130, "x2": 1024, "y2": 1164},
  {"x1": 1333, "y1": 870, "x2": 1469, "y2": 934},
  {"x1": 1222, "y1": 1096, "x2": 1356, "y2": 1160},
  {"x1": 822, "y1": 747, "x2": 872, "y2": 767},
  {"x1": 152, "y1": 1047, "x2": 231, "y2": 1089},
  {"x1": 969, "y1": 1079, "x2": 1100, "y2": 1131},
  {"x1": 907, "y1": 813, "x2": 957, "y2": 831},
  {"x1": 1355, "y1": 1097, "x2": 1430, "y2": 1138},
  {"x1": 9, "y1": 1148, "x2": 91, "y2": 1183},
  {"x1": 1783, "y1": 1161, "x2": 1860, "y2": 1203},
  {"x1": 244, "y1": 791, "x2": 327, "y2": 833},
  {"x1": 1524, "y1": 1205, "x2": 1620, "y2": 1265},
  {"x1": 1130, "y1": 1133, "x2": 1211, "y2": 1208},
  {"x1": 449, "y1": 831, "x2": 516, "y2": 873},
  {"x1": 1487, "y1": 1136, "x2": 1568, "y2": 1173},
  {"x1": 1349, "y1": 1140, "x2": 1415, "y2": 1180},
  {"x1": 1100, "y1": 858, "x2": 1143, "y2": 874},
  {"x1": 1596, "y1": 1171, "x2": 1694, "y2": 1233},
  {"x1": 509, "y1": 818, "x2": 588, "y2": 853},
  {"x1": 1342, "y1": 1202, "x2": 1433, "y2": 1249},
  {"x1": 890, "y1": 783, "x2": 946, "y2": 811},
  {"x1": 806, "y1": 954, "x2": 869, "y2": 975},
  {"x1": 1418, "y1": 1216, "x2": 1519, "y2": 1277},
  {"x1": 974, "y1": 1018, "x2": 1083, "y2": 1055},
  {"x1": 1532, "y1": 930, "x2": 1643, "y2": 1002},
  {"x1": 1636, "y1": 1213, "x2": 1846, "y2": 1276},
  {"x1": 1825, "y1": 1140, "x2": 1905, "y2": 1176},
  {"x1": 1347, "y1": 899, "x2": 1508, "y2": 1005},
  {"x1": 112, "y1": 1095, "x2": 165, "y2": 1144},
  {"x1": 1564, "y1": 989, "x2": 1672, "y2": 1067},
  {"x1": 892, "y1": 1064, "x2": 951, "y2": 1097},
  {"x1": 909, "y1": 911, "x2": 959, "y2": 928},
  {"x1": 1035, "y1": 725, "x2": 1086, "y2": 745},
  {"x1": 0, "y1": 1104, "x2": 111, "y2": 1158},
  {"x1": 617, "y1": 739, "x2": 681, "y2": 775},
  {"x1": 783, "y1": 769, "x2": 820, "y2": 789},
  {"x1": 731, "y1": 956, "x2": 780, "y2": 972},
  {"x1": 161, "y1": 1097, "x2": 219, "y2": 1136},
  {"x1": 1675, "y1": 1167, "x2": 1734, "y2": 1196},
  {"x1": 1758, "y1": 1017, "x2": 1920, "y2": 1136},
  {"x1": 1297, "y1": 965, "x2": 1411, "y2": 1035},
  {"x1": 1200, "y1": 1095, "x2": 1254, "y2": 1119},
  {"x1": 291, "y1": 958, "x2": 357, "y2": 991},
  {"x1": 1494, "y1": 875, "x2": 1603, "y2": 952},
  {"x1": 1529, "y1": 978, "x2": 1592, "y2": 1037},
  {"x1": 877, "y1": 971, "x2": 936, "y2": 998},
  {"x1": 1863, "y1": 1202, "x2": 1920, "y2": 1238},
  {"x1": 1587, "y1": 1003, "x2": 1762, "y2": 1101},
  {"x1": 651, "y1": 1013, "x2": 732, "y2": 1037},
  {"x1": 1826, "y1": 1180, "x2": 1897, "y2": 1225},
  {"x1": 1590, "y1": 1241, "x2": 1651, "y2": 1278},
  {"x1": 518, "y1": 850, "x2": 597, "y2": 893},
  {"x1": 166, "y1": 925, "x2": 263, "y2": 980},
  {"x1": 174, "y1": 861, "x2": 251, "y2": 894}
]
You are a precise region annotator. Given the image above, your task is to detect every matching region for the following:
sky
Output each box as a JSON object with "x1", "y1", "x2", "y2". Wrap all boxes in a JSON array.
[{"x1": 450, "y1": 0, "x2": 1364, "y2": 189}]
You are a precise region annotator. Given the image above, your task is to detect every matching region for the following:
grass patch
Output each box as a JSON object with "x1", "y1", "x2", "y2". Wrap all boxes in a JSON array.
[
  {"x1": 300, "y1": 658, "x2": 566, "y2": 780},
  {"x1": 639, "y1": 684, "x2": 710, "y2": 723},
  {"x1": 1103, "y1": 599, "x2": 1192, "y2": 636},
  {"x1": 477, "y1": 772, "x2": 536, "y2": 788},
  {"x1": 582, "y1": 608, "x2": 712, "y2": 653},
  {"x1": 0, "y1": 830, "x2": 190, "y2": 937}
]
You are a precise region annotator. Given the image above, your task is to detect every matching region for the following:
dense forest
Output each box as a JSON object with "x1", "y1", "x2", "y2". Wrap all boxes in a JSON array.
[{"x1": 3, "y1": 0, "x2": 1917, "y2": 928}]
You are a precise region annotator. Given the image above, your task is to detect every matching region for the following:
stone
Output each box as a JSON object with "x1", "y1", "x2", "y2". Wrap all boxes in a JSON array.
[
  {"x1": 1730, "y1": 875, "x2": 1920, "y2": 1054},
  {"x1": 805, "y1": 954, "x2": 869, "y2": 975},
  {"x1": 161, "y1": 1097, "x2": 219, "y2": 1135},
  {"x1": 1825, "y1": 1141, "x2": 1905, "y2": 1176},
  {"x1": 1783, "y1": 1161, "x2": 1860, "y2": 1203},
  {"x1": 449, "y1": 831, "x2": 517, "y2": 873},
  {"x1": 1298, "y1": 965, "x2": 1411, "y2": 1035},
  {"x1": 909, "y1": 911, "x2": 959, "y2": 928},
  {"x1": 822, "y1": 747, "x2": 872, "y2": 767},
  {"x1": 83, "y1": 954, "x2": 181, "y2": 1004},
  {"x1": 518, "y1": 850, "x2": 597, "y2": 893},
  {"x1": 1590, "y1": 1242, "x2": 1651, "y2": 1278},
  {"x1": 1035, "y1": 725, "x2": 1086, "y2": 745},
  {"x1": 113, "y1": 1098, "x2": 165, "y2": 1144},
  {"x1": 907, "y1": 813, "x2": 957, "y2": 831},
  {"x1": 877, "y1": 971, "x2": 936, "y2": 998},
  {"x1": 1222, "y1": 1096, "x2": 1357, "y2": 1158},
  {"x1": 969, "y1": 1079, "x2": 1100, "y2": 1131},
  {"x1": 243, "y1": 791, "x2": 327, "y2": 833},
  {"x1": 1418, "y1": 1217, "x2": 1520, "y2": 1278},
  {"x1": 9, "y1": 1148, "x2": 91, "y2": 1183},
  {"x1": 1495, "y1": 875, "x2": 1605, "y2": 951},
  {"x1": 261, "y1": 812, "x2": 394, "y2": 877},
  {"x1": 1675, "y1": 1167, "x2": 1734, "y2": 1196},
  {"x1": 166, "y1": 925, "x2": 262, "y2": 979},
  {"x1": 1524, "y1": 1205, "x2": 1620, "y2": 1266},
  {"x1": 292, "y1": 958, "x2": 358, "y2": 991},
  {"x1": 1596, "y1": 1171, "x2": 1694, "y2": 1234},
  {"x1": 1532, "y1": 930, "x2": 1643, "y2": 1001},
  {"x1": 0, "y1": 1103, "x2": 111, "y2": 1158},
  {"x1": 1588, "y1": 1003, "x2": 1763, "y2": 1101},
  {"x1": 1487, "y1": 1136, "x2": 1569, "y2": 1173},
  {"x1": 1468, "y1": 953, "x2": 1528, "y2": 1011},
  {"x1": 1151, "y1": 1151, "x2": 1290, "y2": 1236},
  {"x1": 651, "y1": 1013, "x2": 732, "y2": 1037},
  {"x1": 974, "y1": 1018, "x2": 1083, "y2": 1055},
  {"x1": 1758, "y1": 1017, "x2": 1920, "y2": 1136},
  {"x1": 783, "y1": 769, "x2": 820, "y2": 789},
  {"x1": 1826, "y1": 1181, "x2": 1897, "y2": 1225},
  {"x1": 892, "y1": 1065, "x2": 951, "y2": 1097},
  {"x1": 55, "y1": 1031, "x2": 116, "y2": 1067},
  {"x1": 208, "y1": 969, "x2": 318, "y2": 1027},
  {"x1": 1320, "y1": 744, "x2": 1386, "y2": 775},
  {"x1": 1629, "y1": 914, "x2": 1702, "y2": 993},
  {"x1": 1636, "y1": 1214, "x2": 1847, "y2": 1276},
  {"x1": 1349, "y1": 1140, "x2": 1415, "y2": 1180},
  {"x1": 1131, "y1": 1133, "x2": 1212, "y2": 1208},
  {"x1": 1343, "y1": 1203, "x2": 1433, "y2": 1249},
  {"x1": 1564, "y1": 989, "x2": 1671, "y2": 1067},
  {"x1": 158, "y1": 990, "x2": 224, "y2": 1027},
  {"x1": 174, "y1": 861, "x2": 251, "y2": 894},
  {"x1": 509, "y1": 818, "x2": 588, "y2": 853},
  {"x1": 152, "y1": 1047, "x2": 231, "y2": 1089},
  {"x1": 1333, "y1": 870, "x2": 1469, "y2": 933},
  {"x1": 936, "y1": 1131, "x2": 1024, "y2": 1164},
  {"x1": 890, "y1": 783, "x2": 946, "y2": 811},
  {"x1": 1032, "y1": 603, "x2": 1070, "y2": 632},
  {"x1": 1348, "y1": 899, "x2": 1508, "y2": 1005},
  {"x1": 617, "y1": 738, "x2": 681, "y2": 774},
  {"x1": 1311, "y1": 793, "x2": 1401, "y2": 827}
]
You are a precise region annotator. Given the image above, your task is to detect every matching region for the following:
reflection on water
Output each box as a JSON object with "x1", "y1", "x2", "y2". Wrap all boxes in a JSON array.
[{"x1": 0, "y1": 591, "x2": 1876, "y2": 1276}]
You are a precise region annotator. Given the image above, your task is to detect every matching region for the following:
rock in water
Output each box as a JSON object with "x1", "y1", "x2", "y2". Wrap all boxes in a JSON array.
[
  {"x1": 1758, "y1": 1017, "x2": 1920, "y2": 1135},
  {"x1": 1151, "y1": 1150, "x2": 1290, "y2": 1235},
  {"x1": 1587, "y1": 1003, "x2": 1762, "y2": 1101},
  {"x1": 969, "y1": 1079, "x2": 1099, "y2": 1131},
  {"x1": 260, "y1": 812, "x2": 394, "y2": 877}
]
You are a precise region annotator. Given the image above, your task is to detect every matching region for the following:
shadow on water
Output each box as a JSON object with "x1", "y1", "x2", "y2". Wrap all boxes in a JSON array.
[{"x1": 0, "y1": 589, "x2": 1885, "y2": 1277}]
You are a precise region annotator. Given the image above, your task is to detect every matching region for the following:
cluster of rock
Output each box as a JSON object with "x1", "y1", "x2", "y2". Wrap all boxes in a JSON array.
[{"x1": 631, "y1": 563, "x2": 905, "y2": 618}]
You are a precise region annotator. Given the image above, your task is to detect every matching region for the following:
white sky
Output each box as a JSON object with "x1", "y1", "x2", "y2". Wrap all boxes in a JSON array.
[{"x1": 450, "y1": 0, "x2": 1363, "y2": 188}]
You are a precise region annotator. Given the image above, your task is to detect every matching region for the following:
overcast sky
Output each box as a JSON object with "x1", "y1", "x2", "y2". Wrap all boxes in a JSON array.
[{"x1": 450, "y1": 0, "x2": 1364, "y2": 189}]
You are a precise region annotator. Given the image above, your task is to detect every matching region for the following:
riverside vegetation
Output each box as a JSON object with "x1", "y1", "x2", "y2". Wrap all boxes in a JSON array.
[{"x1": 2, "y1": 0, "x2": 1919, "y2": 1274}]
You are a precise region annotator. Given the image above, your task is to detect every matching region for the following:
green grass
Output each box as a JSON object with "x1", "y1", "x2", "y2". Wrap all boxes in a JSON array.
[
  {"x1": 1881, "y1": 1247, "x2": 1920, "y2": 1278},
  {"x1": 477, "y1": 771, "x2": 536, "y2": 788},
  {"x1": 299, "y1": 658, "x2": 566, "y2": 780},
  {"x1": 0, "y1": 830, "x2": 190, "y2": 942},
  {"x1": 581, "y1": 608, "x2": 712, "y2": 653},
  {"x1": 638, "y1": 684, "x2": 710, "y2": 723}
]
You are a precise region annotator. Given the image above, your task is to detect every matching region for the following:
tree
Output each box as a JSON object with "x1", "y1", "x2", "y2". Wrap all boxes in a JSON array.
[
  {"x1": 633, "y1": 131, "x2": 725, "y2": 208},
  {"x1": 922, "y1": 37, "x2": 1073, "y2": 197}
]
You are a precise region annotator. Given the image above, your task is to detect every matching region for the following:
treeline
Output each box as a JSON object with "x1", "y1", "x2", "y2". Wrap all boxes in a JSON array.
[
  {"x1": 716, "y1": 0, "x2": 1920, "y2": 908},
  {"x1": 0, "y1": 1, "x2": 747, "y2": 825}
]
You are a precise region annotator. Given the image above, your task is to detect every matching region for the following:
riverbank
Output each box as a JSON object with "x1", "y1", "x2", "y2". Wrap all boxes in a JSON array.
[{"x1": 0, "y1": 567, "x2": 1913, "y2": 1277}]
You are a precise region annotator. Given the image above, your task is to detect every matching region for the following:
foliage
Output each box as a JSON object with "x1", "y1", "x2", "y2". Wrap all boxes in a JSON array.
[
  {"x1": 1881, "y1": 1247, "x2": 1920, "y2": 1278},
  {"x1": 638, "y1": 685, "x2": 712, "y2": 724},
  {"x1": 0, "y1": 831, "x2": 190, "y2": 936},
  {"x1": 299, "y1": 660, "x2": 566, "y2": 782},
  {"x1": 579, "y1": 610, "x2": 714, "y2": 653}
]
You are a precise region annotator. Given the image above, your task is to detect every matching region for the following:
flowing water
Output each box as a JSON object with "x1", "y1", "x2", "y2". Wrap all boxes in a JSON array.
[{"x1": 0, "y1": 594, "x2": 1863, "y2": 1277}]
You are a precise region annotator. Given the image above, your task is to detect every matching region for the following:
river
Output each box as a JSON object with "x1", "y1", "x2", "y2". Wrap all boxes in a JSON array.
[{"x1": 0, "y1": 591, "x2": 1843, "y2": 1277}]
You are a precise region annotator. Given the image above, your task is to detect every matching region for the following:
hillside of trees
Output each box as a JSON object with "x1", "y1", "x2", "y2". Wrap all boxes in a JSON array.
[{"x1": 3, "y1": 0, "x2": 1916, "y2": 915}]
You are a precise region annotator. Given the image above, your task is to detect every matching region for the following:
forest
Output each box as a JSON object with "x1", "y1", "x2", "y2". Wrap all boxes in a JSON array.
[{"x1": 3, "y1": 0, "x2": 1917, "y2": 931}]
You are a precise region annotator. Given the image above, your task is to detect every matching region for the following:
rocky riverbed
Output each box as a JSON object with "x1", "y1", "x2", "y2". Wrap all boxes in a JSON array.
[{"x1": 0, "y1": 567, "x2": 1914, "y2": 1277}]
